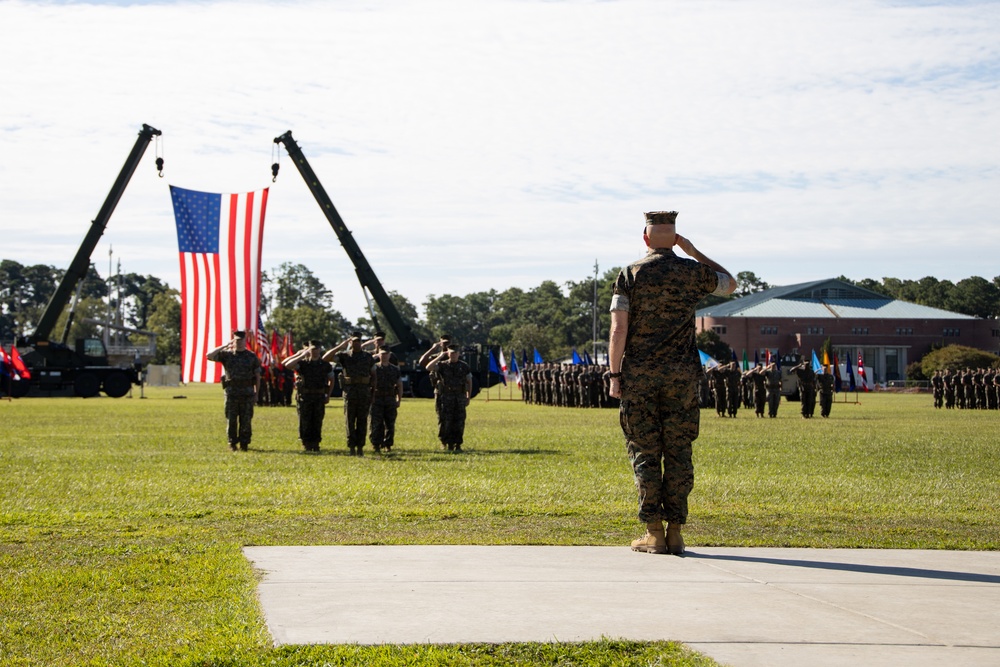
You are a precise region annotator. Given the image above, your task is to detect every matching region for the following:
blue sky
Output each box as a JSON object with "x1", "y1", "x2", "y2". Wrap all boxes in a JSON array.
[{"x1": 1, "y1": 0, "x2": 998, "y2": 323}]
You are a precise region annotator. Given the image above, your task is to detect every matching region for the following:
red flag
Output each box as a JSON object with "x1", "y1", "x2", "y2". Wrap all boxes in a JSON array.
[
  {"x1": 170, "y1": 185, "x2": 269, "y2": 384},
  {"x1": 0, "y1": 344, "x2": 16, "y2": 380},
  {"x1": 284, "y1": 331, "x2": 294, "y2": 358},
  {"x1": 10, "y1": 345, "x2": 31, "y2": 380},
  {"x1": 857, "y1": 351, "x2": 869, "y2": 392},
  {"x1": 271, "y1": 330, "x2": 281, "y2": 365}
]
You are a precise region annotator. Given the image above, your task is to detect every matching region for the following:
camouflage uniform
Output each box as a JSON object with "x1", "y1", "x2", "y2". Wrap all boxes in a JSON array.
[
  {"x1": 708, "y1": 366, "x2": 727, "y2": 417},
  {"x1": 764, "y1": 365, "x2": 782, "y2": 417},
  {"x1": 611, "y1": 246, "x2": 724, "y2": 525},
  {"x1": 987, "y1": 370, "x2": 998, "y2": 410},
  {"x1": 295, "y1": 359, "x2": 332, "y2": 451},
  {"x1": 724, "y1": 365, "x2": 741, "y2": 418},
  {"x1": 370, "y1": 362, "x2": 402, "y2": 452},
  {"x1": 335, "y1": 349, "x2": 375, "y2": 454},
  {"x1": 437, "y1": 358, "x2": 471, "y2": 451},
  {"x1": 931, "y1": 372, "x2": 944, "y2": 409},
  {"x1": 943, "y1": 371, "x2": 956, "y2": 409},
  {"x1": 817, "y1": 372, "x2": 834, "y2": 418},
  {"x1": 790, "y1": 363, "x2": 817, "y2": 418},
  {"x1": 213, "y1": 350, "x2": 261, "y2": 450},
  {"x1": 749, "y1": 368, "x2": 767, "y2": 417}
]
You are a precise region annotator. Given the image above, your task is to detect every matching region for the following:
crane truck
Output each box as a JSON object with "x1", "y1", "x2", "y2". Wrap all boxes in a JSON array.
[
  {"x1": 272, "y1": 131, "x2": 501, "y2": 398},
  {"x1": 11, "y1": 124, "x2": 161, "y2": 398}
]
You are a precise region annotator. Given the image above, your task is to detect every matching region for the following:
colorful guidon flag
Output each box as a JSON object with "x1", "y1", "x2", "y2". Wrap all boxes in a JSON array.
[{"x1": 169, "y1": 185, "x2": 269, "y2": 383}]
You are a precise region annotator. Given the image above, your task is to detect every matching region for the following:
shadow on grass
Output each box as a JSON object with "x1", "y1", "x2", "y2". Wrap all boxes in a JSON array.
[
  {"x1": 245, "y1": 447, "x2": 561, "y2": 458},
  {"x1": 686, "y1": 551, "x2": 1000, "y2": 584}
]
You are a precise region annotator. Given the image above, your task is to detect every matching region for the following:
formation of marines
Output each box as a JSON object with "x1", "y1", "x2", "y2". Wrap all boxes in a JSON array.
[
  {"x1": 701, "y1": 361, "x2": 787, "y2": 418},
  {"x1": 519, "y1": 362, "x2": 618, "y2": 409},
  {"x1": 931, "y1": 368, "x2": 1000, "y2": 410}
]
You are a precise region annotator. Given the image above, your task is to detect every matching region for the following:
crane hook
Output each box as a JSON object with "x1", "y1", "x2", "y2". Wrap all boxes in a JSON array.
[
  {"x1": 271, "y1": 162, "x2": 279, "y2": 183},
  {"x1": 155, "y1": 157, "x2": 164, "y2": 178}
]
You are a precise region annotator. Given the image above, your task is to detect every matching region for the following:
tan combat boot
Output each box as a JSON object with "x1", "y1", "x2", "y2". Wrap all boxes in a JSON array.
[
  {"x1": 630, "y1": 522, "x2": 667, "y2": 554},
  {"x1": 666, "y1": 523, "x2": 685, "y2": 555}
]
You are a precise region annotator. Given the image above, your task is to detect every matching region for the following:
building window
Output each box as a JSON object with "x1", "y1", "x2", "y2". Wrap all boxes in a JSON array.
[
  {"x1": 806, "y1": 326, "x2": 824, "y2": 335},
  {"x1": 711, "y1": 325, "x2": 727, "y2": 335},
  {"x1": 943, "y1": 328, "x2": 961, "y2": 337},
  {"x1": 851, "y1": 327, "x2": 869, "y2": 335},
  {"x1": 895, "y1": 327, "x2": 913, "y2": 335},
  {"x1": 760, "y1": 326, "x2": 778, "y2": 335},
  {"x1": 992, "y1": 329, "x2": 999, "y2": 338}
]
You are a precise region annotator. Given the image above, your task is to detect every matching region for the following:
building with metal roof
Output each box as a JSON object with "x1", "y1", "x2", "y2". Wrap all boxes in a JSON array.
[{"x1": 696, "y1": 279, "x2": 999, "y2": 383}]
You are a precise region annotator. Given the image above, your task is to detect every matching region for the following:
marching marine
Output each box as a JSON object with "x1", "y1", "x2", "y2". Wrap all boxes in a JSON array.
[
  {"x1": 206, "y1": 330, "x2": 262, "y2": 451},
  {"x1": 284, "y1": 340, "x2": 334, "y2": 452},
  {"x1": 324, "y1": 332, "x2": 376, "y2": 456}
]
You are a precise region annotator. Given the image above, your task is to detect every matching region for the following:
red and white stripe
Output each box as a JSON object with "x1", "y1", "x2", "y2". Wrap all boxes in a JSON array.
[{"x1": 179, "y1": 190, "x2": 268, "y2": 383}]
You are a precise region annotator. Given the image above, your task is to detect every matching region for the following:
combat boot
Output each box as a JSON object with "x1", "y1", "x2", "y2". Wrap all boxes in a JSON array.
[
  {"x1": 630, "y1": 522, "x2": 666, "y2": 554},
  {"x1": 666, "y1": 524, "x2": 685, "y2": 555}
]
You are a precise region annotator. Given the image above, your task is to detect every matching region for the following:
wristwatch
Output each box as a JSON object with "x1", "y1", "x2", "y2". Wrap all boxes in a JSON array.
[{"x1": 608, "y1": 372, "x2": 622, "y2": 379}]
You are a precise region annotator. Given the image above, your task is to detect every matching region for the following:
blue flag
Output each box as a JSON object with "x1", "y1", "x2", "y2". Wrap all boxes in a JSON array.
[
  {"x1": 754, "y1": 350, "x2": 760, "y2": 367},
  {"x1": 522, "y1": 349, "x2": 528, "y2": 369},
  {"x1": 489, "y1": 349, "x2": 506, "y2": 385},
  {"x1": 584, "y1": 351, "x2": 594, "y2": 365},
  {"x1": 846, "y1": 355, "x2": 856, "y2": 391},
  {"x1": 533, "y1": 348, "x2": 544, "y2": 364},
  {"x1": 571, "y1": 348, "x2": 583, "y2": 365},
  {"x1": 811, "y1": 350, "x2": 822, "y2": 373},
  {"x1": 699, "y1": 350, "x2": 720, "y2": 369},
  {"x1": 510, "y1": 351, "x2": 521, "y2": 388}
]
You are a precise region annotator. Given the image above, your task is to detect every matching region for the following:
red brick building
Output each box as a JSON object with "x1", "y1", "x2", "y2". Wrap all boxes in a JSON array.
[{"x1": 696, "y1": 279, "x2": 1000, "y2": 383}]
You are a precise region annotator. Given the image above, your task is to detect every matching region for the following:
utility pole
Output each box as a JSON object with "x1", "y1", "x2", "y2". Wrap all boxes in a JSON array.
[{"x1": 592, "y1": 259, "x2": 599, "y2": 361}]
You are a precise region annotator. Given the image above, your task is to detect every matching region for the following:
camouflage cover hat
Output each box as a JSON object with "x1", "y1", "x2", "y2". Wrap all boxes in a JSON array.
[
  {"x1": 374, "y1": 330, "x2": 387, "y2": 338},
  {"x1": 350, "y1": 331, "x2": 364, "y2": 340},
  {"x1": 308, "y1": 339, "x2": 323, "y2": 348},
  {"x1": 645, "y1": 211, "x2": 678, "y2": 225},
  {"x1": 232, "y1": 330, "x2": 246, "y2": 339}
]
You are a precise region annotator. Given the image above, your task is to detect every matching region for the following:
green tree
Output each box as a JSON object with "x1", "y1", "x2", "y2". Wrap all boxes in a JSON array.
[
  {"x1": 947, "y1": 277, "x2": 999, "y2": 318},
  {"x1": 355, "y1": 291, "x2": 433, "y2": 344},
  {"x1": 265, "y1": 262, "x2": 334, "y2": 312},
  {"x1": 423, "y1": 290, "x2": 497, "y2": 346},
  {"x1": 919, "y1": 345, "x2": 1000, "y2": 374},
  {"x1": 564, "y1": 268, "x2": 619, "y2": 352},
  {"x1": 696, "y1": 329, "x2": 732, "y2": 364},
  {"x1": 116, "y1": 273, "x2": 170, "y2": 330},
  {"x1": 268, "y1": 305, "x2": 352, "y2": 347},
  {"x1": 735, "y1": 271, "x2": 770, "y2": 297},
  {"x1": 146, "y1": 290, "x2": 182, "y2": 365}
]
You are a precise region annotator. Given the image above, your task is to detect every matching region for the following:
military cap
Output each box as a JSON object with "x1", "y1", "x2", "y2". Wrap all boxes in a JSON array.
[
  {"x1": 439, "y1": 334, "x2": 452, "y2": 341},
  {"x1": 350, "y1": 331, "x2": 363, "y2": 340},
  {"x1": 374, "y1": 330, "x2": 386, "y2": 338},
  {"x1": 232, "y1": 330, "x2": 246, "y2": 339},
  {"x1": 308, "y1": 339, "x2": 323, "y2": 348},
  {"x1": 645, "y1": 211, "x2": 678, "y2": 225}
]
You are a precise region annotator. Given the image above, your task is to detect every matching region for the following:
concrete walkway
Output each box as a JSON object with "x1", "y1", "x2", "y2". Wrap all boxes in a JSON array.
[{"x1": 243, "y1": 545, "x2": 1000, "y2": 667}]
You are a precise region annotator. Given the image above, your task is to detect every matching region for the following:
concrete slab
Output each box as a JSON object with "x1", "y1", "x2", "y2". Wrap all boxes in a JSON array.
[{"x1": 243, "y1": 546, "x2": 1000, "y2": 666}]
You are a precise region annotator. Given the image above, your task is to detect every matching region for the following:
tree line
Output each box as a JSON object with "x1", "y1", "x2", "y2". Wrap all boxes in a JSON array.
[{"x1": 2, "y1": 257, "x2": 997, "y2": 366}]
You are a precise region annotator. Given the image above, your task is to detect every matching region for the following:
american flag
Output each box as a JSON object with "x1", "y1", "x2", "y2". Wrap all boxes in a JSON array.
[
  {"x1": 170, "y1": 185, "x2": 269, "y2": 383},
  {"x1": 857, "y1": 351, "x2": 869, "y2": 392},
  {"x1": 255, "y1": 315, "x2": 272, "y2": 367}
]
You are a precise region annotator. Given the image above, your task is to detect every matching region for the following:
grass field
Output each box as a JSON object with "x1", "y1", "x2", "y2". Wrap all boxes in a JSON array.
[{"x1": 1, "y1": 387, "x2": 997, "y2": 666}]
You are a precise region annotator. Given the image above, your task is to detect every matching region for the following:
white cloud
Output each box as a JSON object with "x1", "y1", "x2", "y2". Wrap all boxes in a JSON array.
[{"x1": 1, "y1": 0, "x2": 998, "y2": 324}]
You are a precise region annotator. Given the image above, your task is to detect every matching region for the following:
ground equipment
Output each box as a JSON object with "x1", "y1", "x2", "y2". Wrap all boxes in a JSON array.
[{"x1": 11, "y1": 124, "x2": 161, "y2": 398}]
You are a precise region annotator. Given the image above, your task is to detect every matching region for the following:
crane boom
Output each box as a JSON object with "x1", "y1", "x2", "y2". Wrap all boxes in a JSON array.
[
  {"x1": 273, "y1": 131, "x2": 421, "y2": 354},
  {"x1": 30, "y1": 123, "x2": 161, "y2": 344}
]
